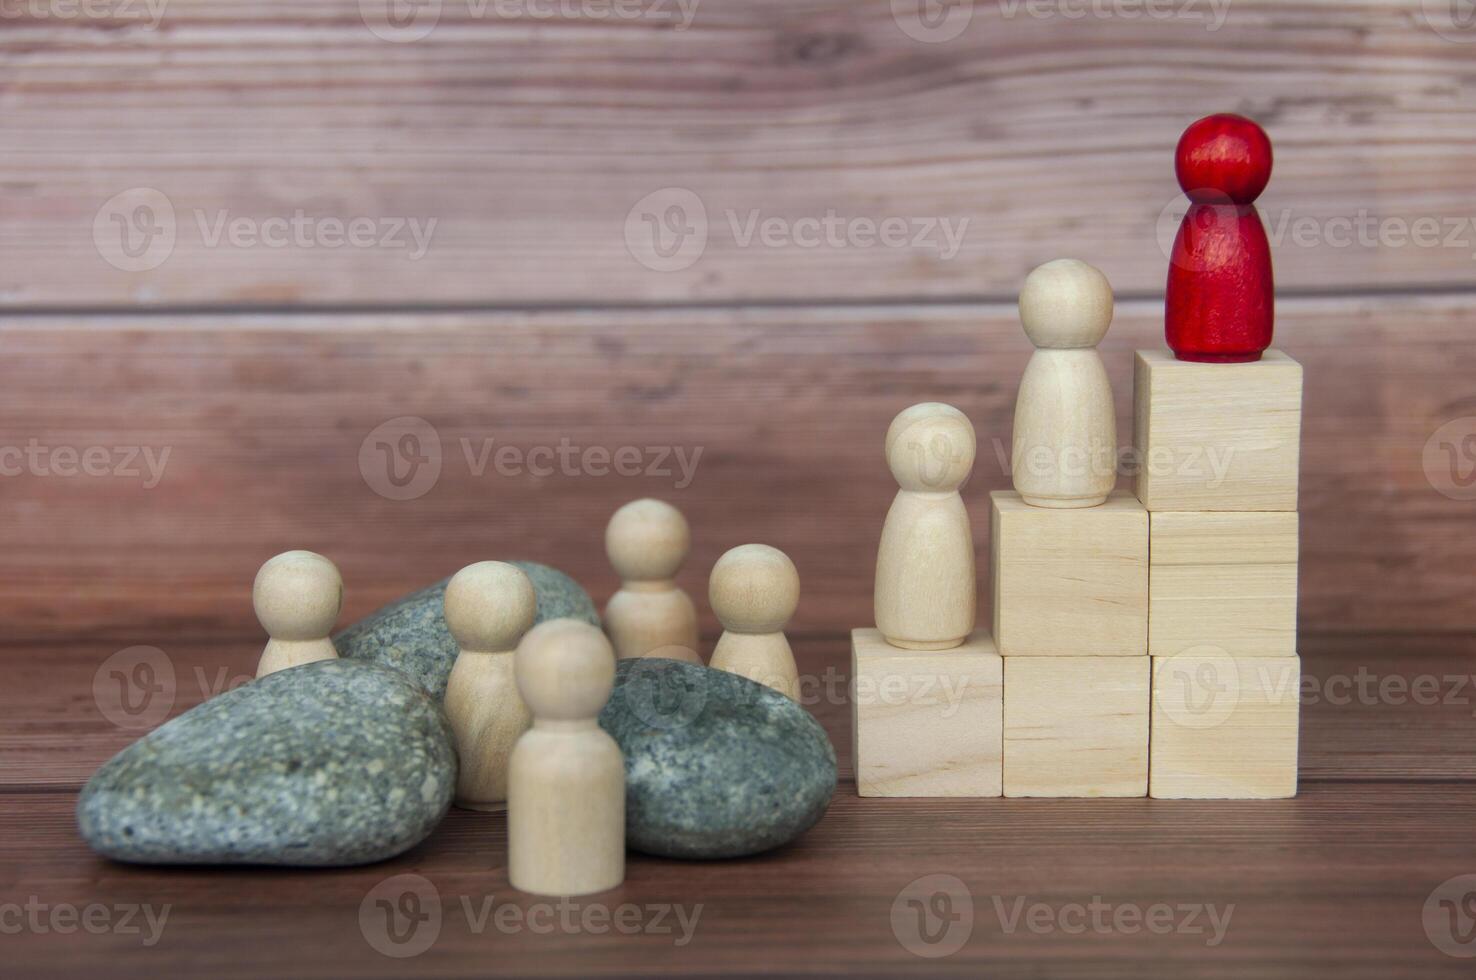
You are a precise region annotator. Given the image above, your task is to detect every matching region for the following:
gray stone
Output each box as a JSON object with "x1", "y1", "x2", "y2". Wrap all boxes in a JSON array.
[
  {"x1": 77, "y1": 659, "x2": 455, "y2": 867},
  {"x1": 336, "y1": 561, "x2": 598, "y2": 700},
  {"x1": 599, "y1": 658, "x2": 836, "y2": 859}
]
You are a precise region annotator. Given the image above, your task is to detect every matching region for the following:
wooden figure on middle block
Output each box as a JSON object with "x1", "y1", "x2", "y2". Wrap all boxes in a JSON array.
[
  {"x1": 709, "y1": 544, "x2": 801, "y2": 700},
  {"x1": 1011, "y1": 258, "x2": 1118, "y2": 508},
  {"x1": 874, "y1": 402, "x2": 977, "y2": 650},
  {"x1": 443, "y1": 560, "x2": 538, "y2": 811}
]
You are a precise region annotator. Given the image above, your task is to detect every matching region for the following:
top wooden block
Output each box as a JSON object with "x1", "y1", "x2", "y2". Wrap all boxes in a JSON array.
[{"x1": 1133, "y1": 349, "x2": 1302, "y2": 512}]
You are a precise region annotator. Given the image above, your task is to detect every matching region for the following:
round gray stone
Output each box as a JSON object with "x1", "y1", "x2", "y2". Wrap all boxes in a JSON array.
[
  {"x1": 336, "y1": 561, "x2": 598, "y2": 700},
  {"x1": 599, "y1": 658, "x2": 837, "y2": 859},
  {"x1": 77, "y1": 659, "x2": 455, "y2": 867}
]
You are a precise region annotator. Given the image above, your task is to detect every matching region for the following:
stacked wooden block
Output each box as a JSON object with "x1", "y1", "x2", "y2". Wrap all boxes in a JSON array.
[{"x1": 852, "y1": 341, "x2": 1303, "y2": 800}]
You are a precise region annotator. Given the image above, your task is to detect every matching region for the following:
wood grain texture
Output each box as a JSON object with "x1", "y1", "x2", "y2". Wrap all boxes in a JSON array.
[
  {"x1": 3, "y1": 635, "x2": 1475, "y2": 976},
  {"x1": 2, "y1": 1, "x2": 1475, "y2": 306},
  {"x1": 0, "y1": 293, "x2": 1472, "y2": 641}
]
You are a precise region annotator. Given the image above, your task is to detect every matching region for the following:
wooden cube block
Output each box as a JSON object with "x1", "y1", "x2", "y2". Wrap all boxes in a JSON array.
[
  {"x1": 990, "y1": 490, "x2": 1148, "y2": 657},
  {"x1": 1133, "y1": 349, "x2": 1302, "y2": 512},
  {"x1": 851, "y1": 628, "x2": 1002, "y2": 797},
  {"x1": 1149, "y1": 512, "x2": 1299, "y2": 658},
  {"x1": 1150, "y1": 653, "x2": 1300, "y2": 799},
  {"x1": 1003, "y1": 657, "x2": 1149, "y2": 797}
]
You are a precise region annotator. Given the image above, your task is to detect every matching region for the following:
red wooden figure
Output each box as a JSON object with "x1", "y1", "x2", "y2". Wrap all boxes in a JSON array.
[{"x1": 1165, "y1": 114, "x2": 1274, "y2": 363}]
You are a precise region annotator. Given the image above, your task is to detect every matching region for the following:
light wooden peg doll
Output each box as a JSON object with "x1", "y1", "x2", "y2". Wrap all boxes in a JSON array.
[
  {"x1": 1012, "y1": 258, "x2": 1118, "y2": 508},
  {"x1": 443, "y1": 561, "x2": 537, "y2": 811},
  {"x1": 507, "y1": 619, "x2": 625, "y2": 897},
  {"x1": 603, "y1": 499, "x2": 701, "y2": 663},
  {"x1": 254, "y1": 550, "x2": 342, "y2": 679},
  {"x1": 708, "y1": 544, "x2": 801, "y2": 700},
  {"x1": 875, "y1": 402, "x2": 977, "y2": 650}
]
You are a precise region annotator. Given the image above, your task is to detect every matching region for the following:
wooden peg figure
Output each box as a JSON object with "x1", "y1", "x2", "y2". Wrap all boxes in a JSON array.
[
  {"x1": 507, "y1": 619, "x2": 625, "y2": 897},
  {"x1": 254, "y1": 550, "x2": 342, "y2": 678},
  {"x1": 1166, "y1": 113, "x2": 1274, "y2": 362},
  {"x1": 1012, "y1": 258, "x2": 1118, "y2": 508},
  {"x1": 603, "y1": 498, "x2": 701, "y2": 663},
  {"x1": 443, "y1": 561, "x2": 537, "y2": 811},
  {"x1": 708, "y1": 544, "x2": 801, "y2": 700},
  {"x1": 874, "y1": 402, "x2": 977, "y2": 650}
]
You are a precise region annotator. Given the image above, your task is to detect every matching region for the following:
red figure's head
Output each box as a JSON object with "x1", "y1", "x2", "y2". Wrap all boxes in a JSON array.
[{"x1": 1174, "y1": 114, "x2": 1272, "y2": 206}]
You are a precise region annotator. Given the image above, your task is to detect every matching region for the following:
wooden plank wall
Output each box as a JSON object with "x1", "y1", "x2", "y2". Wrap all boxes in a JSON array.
[{"x1": 1, "y1": 1, "x2": 1473, "y2": 641}]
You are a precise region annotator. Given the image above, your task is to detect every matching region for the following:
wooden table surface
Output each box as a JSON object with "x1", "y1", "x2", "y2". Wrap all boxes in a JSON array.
[{"x1": 6, "y1": 631, "x2": 1475, "y2": 977}]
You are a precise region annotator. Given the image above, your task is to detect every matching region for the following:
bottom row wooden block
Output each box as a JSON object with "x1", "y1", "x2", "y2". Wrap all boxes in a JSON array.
[{"x1": 852, "y1": 628, "x2": 1299, "y2": 799}]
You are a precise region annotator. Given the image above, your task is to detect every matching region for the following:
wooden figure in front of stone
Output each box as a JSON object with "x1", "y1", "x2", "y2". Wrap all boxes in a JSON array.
[
  {"x1": 603, "y1": 498, "x2": 701, "y2": 663},
  {"x1": 709, "y1": 544, "x2": 801, "y2": 700},
  {"x1": 254, "y1": 550, "x2": 343, "y2": 679},
  {"x1": 443, "y1": 561, "x2": 537, "y2": 811},
  {"x1": 1012, "y1": 258, "x2": 1118, "y2": 508},
  {"x1": 507, "y1": 619, "x2": 624, "y2": 897},
  {"x1": 874, "y1": 402, "x2": 977, "y2": 650}
]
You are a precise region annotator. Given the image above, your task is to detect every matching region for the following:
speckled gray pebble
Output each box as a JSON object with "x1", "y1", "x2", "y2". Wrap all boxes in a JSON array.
[
  {"x1": 336, "y1": 561, "x2": 598, "y2": 700},
  {"x1": 77, "y1": 659, "x2": 455, "y2": 867},
  {"x1": 599, "y1": 658, "x2": 837, "y2": 859}
]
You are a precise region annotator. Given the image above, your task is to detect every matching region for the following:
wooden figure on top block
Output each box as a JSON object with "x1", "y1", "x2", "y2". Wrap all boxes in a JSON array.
[
  {"x1": 1011, "y1": 259, "x2": 1118, "y2": 508},
  {"x1": 254, "y1": 550, "x2": 342, "y2": 679},
  {"x1": 507, "y1": 619, "x2": 624, "y2": 897},
  {"x1": 1165, "y1": 113, "x2": 1274, "y2": 363},
  {"x1": 708, "y1": 544, "x2": 801, "y2": 700},
  {"x1": 443, "y1": 561, "x2": 537, "y2": 811},
  {"x1": 603, "y1": 498, "x2": 701, "y2": 664},
  {"x1": 874, "y1": 402, "x2": 977, "y2": 650}
]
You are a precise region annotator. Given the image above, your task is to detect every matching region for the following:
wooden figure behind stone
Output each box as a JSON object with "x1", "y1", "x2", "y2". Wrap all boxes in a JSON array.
[
  {"x1": 874, "y1": 402, "x2": 977, "y2": 650},
  {"x1": 443, "y1": 561, "x2": 537, "y2": 811},
  {"x1": 1012, "y1": 258, "x2": 1118, "y2": 508},
  {"x1": 709, "y1": 544, "x2": 801, "y2": 700},
  {"x1": 254, "y1": 550, "x2": 342, "y2": 679},
  {"x1": 603, "y1": 498, "x2": 701, "y2": 663},
  {"x1": 507, "y1": 619, "x2": 625, "y2": 896}
]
